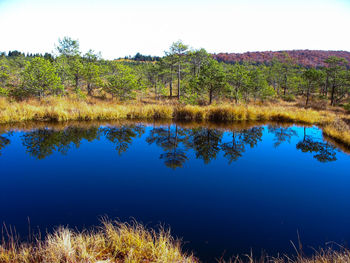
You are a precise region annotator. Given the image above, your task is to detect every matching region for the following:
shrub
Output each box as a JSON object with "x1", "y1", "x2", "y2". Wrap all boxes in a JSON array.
[
  {"x1": 344, "y1": 103, "x2": 350, "y2": 112},
  {"x1": 18, "y1": 57, "x2": 64, "y2": 99},
  {"x1": 0, "y1": 87, "x2": 8, "y2": 97},
  {"x1": 281, "y1": 94, "x2": 296, "y2": 102}
]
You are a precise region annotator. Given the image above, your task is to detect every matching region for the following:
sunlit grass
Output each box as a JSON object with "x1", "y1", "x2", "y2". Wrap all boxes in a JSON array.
[
  {"x1": 1, "y1": 220, "x2": 350, "y2": 263},
  {"x1": 0, "y1": 97, "x2": 349, "y2": 147},
  {"x1": 0, "y1": 220, "x2": 197, "y2": 263}
]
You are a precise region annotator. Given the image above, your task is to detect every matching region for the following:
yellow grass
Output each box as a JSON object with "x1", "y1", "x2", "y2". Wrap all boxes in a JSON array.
[
  {"x1": 1, "y1": 220, "x2": 350, "y2": 263},
  {"x1": 0, "y1": 97, "x2": 349, "y2": 147},
  {"x1": 0, "y1": 220, "x2": 197, "y2": 263}
]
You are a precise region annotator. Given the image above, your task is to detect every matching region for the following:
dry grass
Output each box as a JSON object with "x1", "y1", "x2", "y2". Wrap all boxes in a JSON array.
[
  {"x1": 1, "y1": 221, "x2": 350, "y2": 263},
  {"x1": 220, "y1": 248, "x2": 350, "y2": 263},
  {"x1": 0, "y1": 97, "x2": 350, "y2": 147},
  {"x1": 0, "y1": 220, "x2": 197, "y2": 263}
]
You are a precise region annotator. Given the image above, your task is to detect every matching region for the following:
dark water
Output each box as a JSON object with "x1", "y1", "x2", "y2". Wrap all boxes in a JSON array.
[{"x1": 0, "y1": 121, "x2": 350, "y2": 262}]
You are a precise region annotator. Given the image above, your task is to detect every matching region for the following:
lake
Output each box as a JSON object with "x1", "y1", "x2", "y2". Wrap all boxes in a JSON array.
[{"x1": 0, "y1": 121, "x2": 349, "y2": 262}]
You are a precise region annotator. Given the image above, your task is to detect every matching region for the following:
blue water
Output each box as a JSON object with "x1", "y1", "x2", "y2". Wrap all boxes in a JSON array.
[{"x1": 0, "y1": 122, "x2": 349, "y2": 262}]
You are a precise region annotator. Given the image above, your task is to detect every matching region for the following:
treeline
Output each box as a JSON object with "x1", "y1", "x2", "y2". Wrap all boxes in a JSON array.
[
  {"x1": 213, "y1": 50, "x2": 350, "y2": 68},
  {"x1": 0, "y1": 37, "x2": 350, "y2": 108}
]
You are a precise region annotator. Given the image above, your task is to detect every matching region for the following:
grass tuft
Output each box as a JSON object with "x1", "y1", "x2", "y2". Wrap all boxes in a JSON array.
[{"x1": 0, "y1": 220, "x2": 197, "y2": 263}]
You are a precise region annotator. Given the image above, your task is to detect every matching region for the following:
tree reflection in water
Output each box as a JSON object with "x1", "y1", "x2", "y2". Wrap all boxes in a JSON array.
[
  {"x1": 102, "y1": 125, "x2": 145, "y2": 155},
  {"x1": 4, "y1": 123, "x2": 339, "y2": 165},
  {"x1": 268, "y1": 125, "x2": 297, "y2": 147},
  {"x1": 21, "y1": 127, "x2": 101, "y2": 159},
  {"x1": 0, "y1": 133, "x2": 11, "y2": 156},
  {"x1": 184, "y1": 128, "x2": 223, "y2": 164},
  {"x1": 146, "y1": 125, "x2": 188, "y2": 169},
  {"x1": 296, "y1": 127, "x2": 337, "y2": 162}
]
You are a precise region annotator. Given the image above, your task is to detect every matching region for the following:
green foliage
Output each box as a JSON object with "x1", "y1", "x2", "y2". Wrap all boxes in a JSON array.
[
  {"x1": 166, "y1": 40, "x2": 189, "y2": 99},
  {"x1": 19, "y1": 57, "x2": 63, "y2": 98},
  {"x1": 2, "y1": 37, "x2": 350, "y2": 108},
  {"x1": 344, "y1": 103, "x2": 350, "y2": 112},
  {"x1": 0, "y1": 59, "x2": 10, "y2": 87},
  {"x1": 302, "y1": 68, "x2": 324, "y2": 106},
  {"x1": 226, "y1": 63, "x2": 249, "y2": 103},
  {"x1": 56, "y1": 36, "x2": 80, "y2": 57},
  {"x1": 258, "y1": 85, "x2": 277, "y2": 101},
  {"x1": 247, "y1": 66, "x2": 270, "y2": 101},
  {"x1": 105, "y1": 63, "x2": 139, "y2": 100},
  {"x1": 198, "y1": 58, "x2": 227, "y2": 104},
  {"x1": 324, "y1": 56, "x2": 349, "y2": 106},
  {"x1": 82, "y1": 50, "x2": 103, "y2": 95},
  {"x1": 281, "y1": 94, "x2": 296, "y2": 102},
  {"x1": 0, "y1": 87, "x2": 8, "y2": 97}
]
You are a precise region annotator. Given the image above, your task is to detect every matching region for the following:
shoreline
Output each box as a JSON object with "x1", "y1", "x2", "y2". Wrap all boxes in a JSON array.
[{"x1": 1, "y1": 97, "x2": 350, "y2": 148}]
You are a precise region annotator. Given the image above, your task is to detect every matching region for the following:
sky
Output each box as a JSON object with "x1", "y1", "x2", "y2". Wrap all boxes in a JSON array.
[{"x1": 0, "y1": 0, "x2": 349, "y2": 59}]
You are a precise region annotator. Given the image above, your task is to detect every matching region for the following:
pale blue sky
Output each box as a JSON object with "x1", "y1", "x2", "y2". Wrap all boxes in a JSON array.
[{"x1": 0, "y1": 0, "x2": 349, "y2": 59}]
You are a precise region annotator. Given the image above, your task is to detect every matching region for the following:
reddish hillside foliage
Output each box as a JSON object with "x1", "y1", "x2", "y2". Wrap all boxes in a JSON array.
[{"x1": 213, "y1": 50, "x2": 350, "y2": 67}]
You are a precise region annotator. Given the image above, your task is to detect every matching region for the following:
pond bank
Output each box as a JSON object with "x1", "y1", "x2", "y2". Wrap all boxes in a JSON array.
[{"x1": 1, "y1": 97, "x2": 349, "y2": 147}]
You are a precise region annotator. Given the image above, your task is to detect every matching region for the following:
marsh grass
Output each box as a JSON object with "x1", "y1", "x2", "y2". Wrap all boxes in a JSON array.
[
  {"x1": 0, "y1": 220, "x2": 197, "y2": 263},
  {"x1": 1, "y1": 97, "x2": 350, "y2": 147},
  {"x1": 1, "y1": 220, "x2": 350, "y2": 263},
  {"x1": 219, "y1": 248, "x2": 350, "y2": 263}
]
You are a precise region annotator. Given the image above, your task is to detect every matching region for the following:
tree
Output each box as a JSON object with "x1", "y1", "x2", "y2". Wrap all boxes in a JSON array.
[
  {"x1": 82, "y1": 50, "x2": 103, "y2": 96},
  {"x1": 20, "y1": 57, "x2": 63, "y2": 98},
  {"x1": 198, "y1": 58, "x2": 227, "y2": 104},
  {"x1": 56, "y1": 37, "x2": 80, "y2": 57},
  {"x1": 188, "y1": 48, "x2": 210, "y2": 77},
  {"x1": 302, "y1": 68, "x2": 323, "y2": 106},
  {"x1": 166, "y1": 40, "x2": 189, "y2": 100},
  {"x1": 324, "y1": 56, "x2": 348, "y2": 106},
  {"x1": 145, "y1": 63, "x2": 162, "y2": 100},
  {"x1": 161, "y1": 55, "x2": 177, "y2": 97},
  {"x1": 55, "y1": 37, "x2": 83, "y2": 91},
  {"x1": 247, "y1": 66, "x2": 272, "y2": 102},
  {"x1": 226, "y1": 63, "x2": 249, "y2": 103},
  {"x1": 0, "y1": 58, "x2": 10, "y2": 96},
  {"x1": 0, "y1": 59, "x2": 9, "y2": 87},
  {"x1": 105, "y1": 63, "x2": 139, "y2": 100}
]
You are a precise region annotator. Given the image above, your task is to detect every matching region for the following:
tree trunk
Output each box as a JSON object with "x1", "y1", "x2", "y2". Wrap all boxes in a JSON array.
[
  {"x1": 75, "y1": 74, "x2": 79, "y2": 91},
  {"x1": 209, "y1": 88, "x2": 213, "y2": 105},
  {"x1": 324, "y1": 74, "x2": 329, "y2": 97},
  {"x1": 169, "y1": 68, "x2": 173, "y2": 98},
  {"x1": 305, "y1": 85, "x2": 310, "y2": 107},
  {"x1": 87, "y1": 83, "x2": 92, "y2": 96},
  {"x1": 155, "y1": 82, "x2": 158, "y2": 100},
  {"x1": 330, "y1": 82, "x2": 336, "y2": 106},
  {"x1": 283, "y1": 72, "x2": 287, "y2": 95},
  {"x1": 235, "y1": 86, "x2": 238, "y2": 104},
  {"x1": 177, "y1": 63, "x2": 181, "y2": 100}
]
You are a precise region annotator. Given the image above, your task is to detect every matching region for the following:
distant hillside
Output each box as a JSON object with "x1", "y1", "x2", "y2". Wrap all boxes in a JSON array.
[{"x1": 213, "y1": 50, "x2": 350, "y2": 67}]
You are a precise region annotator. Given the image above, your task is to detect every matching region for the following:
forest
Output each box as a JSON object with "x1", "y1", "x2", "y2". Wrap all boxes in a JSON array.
[
  {"x1": 1, "y1": 37, "x2": 350, "y2": 108},
  {"x1": 213, "y1": 50, "x2": 350, "y2": 68}
]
